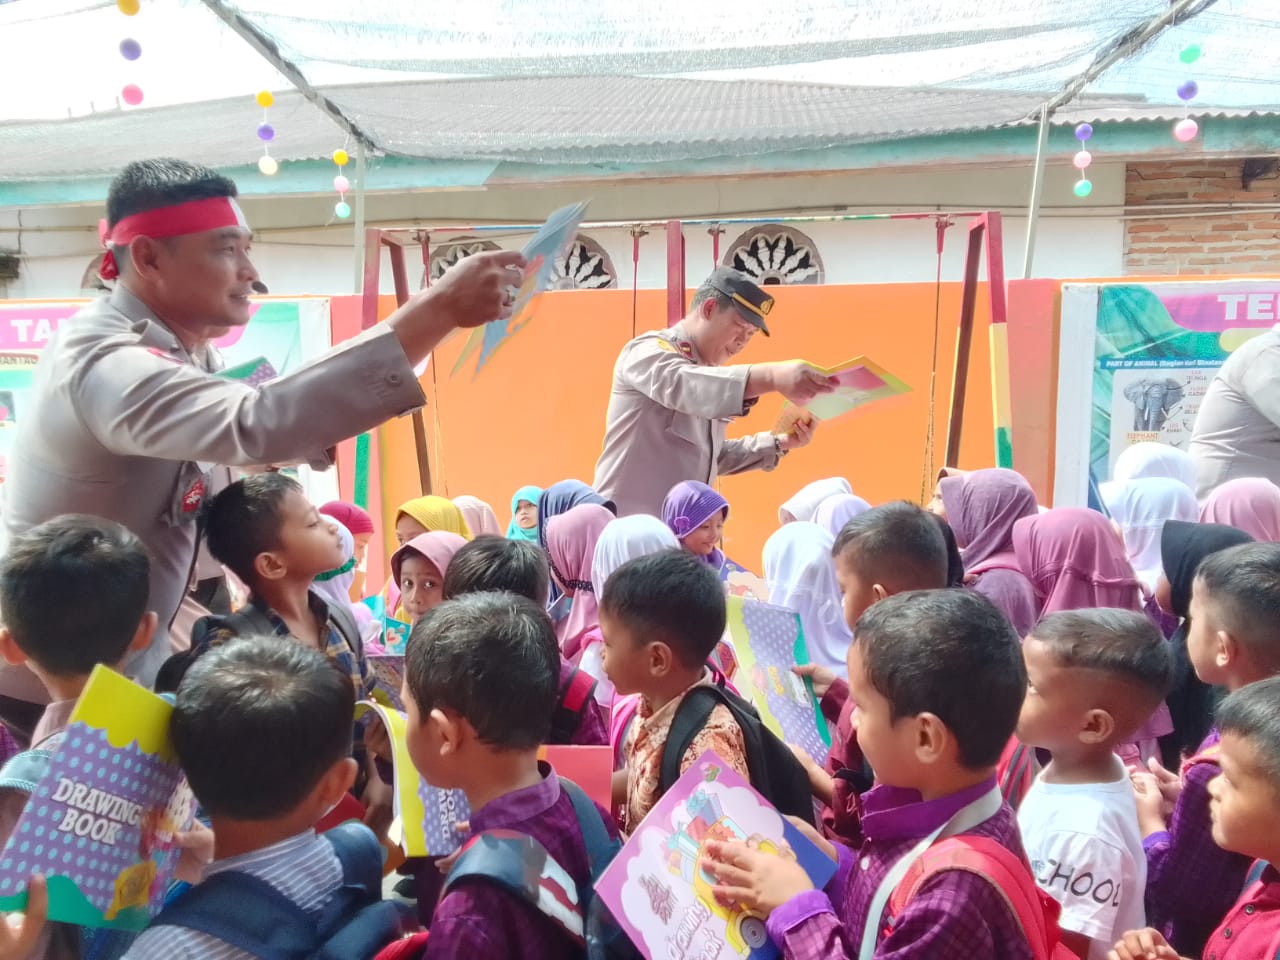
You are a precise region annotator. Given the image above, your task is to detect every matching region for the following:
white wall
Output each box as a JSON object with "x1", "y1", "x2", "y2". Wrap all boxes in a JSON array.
[{"x1": 0, "y1": 160, "x2": 1126, "y2": 300}]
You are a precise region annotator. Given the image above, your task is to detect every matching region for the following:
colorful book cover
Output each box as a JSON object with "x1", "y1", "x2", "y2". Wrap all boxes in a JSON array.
[
  {"x1": 382, "y1": 616, "x2": 412, "y2": 655},
  {"x1": 596, "y1": 751, "x2": 837, "y2": 960},
  {"x1": 356, "y1": 701, "x2": 470, "y2": 858},
  {"x1": 775, "y1": 355, "x2": 910, "y2": 434},
  {"x1": 217, "y1": 355, "x2": 277, "y2": 387},
  {"x1": 539, "y1": 745, "x2": 611, "y2": 812},
  {"x1": 367, "y1": 655, "x2": 406, "y2": 712},
  {"x1": 725, "y1": 597, "x2": 831, "y2": 765},
  {"x1": 0, "y1": 667, "x2": 196, "y2": 930},
  {"x1": 452, "y1": 201, "x2": 589, "y2": 380}
]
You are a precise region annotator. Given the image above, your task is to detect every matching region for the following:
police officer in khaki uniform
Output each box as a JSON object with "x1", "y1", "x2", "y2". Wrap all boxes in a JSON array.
[
  {"x1": 595, "y1": 267, "x2": 835, "y2": 516},
  {"x1": 0, "y1": 158, "x2": 525, "y2": 713}
]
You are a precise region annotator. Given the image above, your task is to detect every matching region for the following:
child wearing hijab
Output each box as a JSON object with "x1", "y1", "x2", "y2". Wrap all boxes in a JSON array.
[
  {"x1": 393, "y1": 495, "x2": 472, "y2": 545},
  {"x1": 1200, "y1": 476, "x2": 1280, "y2": 541},
  {"x1": 1153, "y1": 520, "x2": 1254, "y2": 768},
  {"x1": 545, "y1": 503, "x2": 615, "y2": 661},
  {"x1": 318, "y1": 500, "x2": 375, "y2": 563},
  {"x1": 587, "y1": 515, "x2": 680, "y2": 708},
  {"x1": 1013, "y1": 507, "x2": 1170, "y2": 763},
  {"x1": 811, "y1": 493, "x2": 871, "y2": 541},
  {"x1": 1104, "y1": 477, "x2": 1199, "y2": 592},
  {"x1": 389, "y1": 531, "x2": 467, "y2": 623},
  {"x1": 762, "y1": 522, "x2": 851, "y2": 675},
  {"x1": 1108, "y1": 440, "x2": 1197, "y2": 491},
  {"x1": 662, "y1": 481, "x2": 733, "y2": 578},
  {"x1": 505, "y1": 484, "x2": 542, "y2": 542},
  {"x1": 451, "y1": 495, "x2": 501, "y2": 538},
  {"x1": 312, "y1": 519, "x2": 377, "y2": 643},
  {"x1": 777, "y1": 477, "x2": 852, "y2": 524},
  {"x1": 536, "y1": 480, "x2": 615, "y2": 549},
  {"x1": 938, "y1": 468, "x2": 1040, "y2": 637}
]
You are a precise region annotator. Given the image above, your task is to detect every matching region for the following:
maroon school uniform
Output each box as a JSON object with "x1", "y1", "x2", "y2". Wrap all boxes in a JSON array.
[
  {"x1": 820, "y1": 678, "x2": 865, "y2": 847},
  {"x1": 558, "y1": 658, "x2": 608, "y2": 746},
  {"x1": 425, "y1": 764, "x2": 619, "y2": 960}
]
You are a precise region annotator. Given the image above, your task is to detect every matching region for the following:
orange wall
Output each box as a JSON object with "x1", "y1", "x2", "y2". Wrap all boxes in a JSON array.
[{"x1": 346, "y1": 282, "x2": 1005, "y2": 574}]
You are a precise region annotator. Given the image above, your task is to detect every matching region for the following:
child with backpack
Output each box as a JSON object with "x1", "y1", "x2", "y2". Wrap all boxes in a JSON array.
[
  {"x1": 125, "y1": 638, "x2": 409, "y2": 959},
  {"x1": 402, "y1": 592, "x2": 620, "y2": 959},
  {"x1": 171, "y1": 473, "x2": 372, "y2": 699},
  {"x1": 1110, "y1": 676, "x2": 1280, "y2": 960},
  {"x1": 0, "y1": 515, "x2": 157, "y2": 959},
  {"x1": 599, "y1": 551, "x2": 813, "y2": 832},
  {"x1": 442, "y1": 536, "x2": 607, "y2": 746},
  {"x1": 1015, "y1": 610, "x2": 1175, "y2": 959},
  {"x1": 701, "y1": 589, "x2": 1053, "y2": 960},
  {"x1": 1129, "y1": 543, "x2": 1280, "y2": 956}
]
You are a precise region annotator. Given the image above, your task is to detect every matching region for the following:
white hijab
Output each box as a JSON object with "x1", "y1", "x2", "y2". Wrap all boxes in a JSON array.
[
  {"x1": 812, "y1": 493, "x2": 872, "y2": 541},
  {"x1": 779, "y1": 477, "x2": 853, "y2": 524},
  {"x1": 762, "y1": 522, "x2": 852, "y2": 675},
  {"x1": 591, "y1": 515, "x2": 680, "y2": 594},
  {"x1": 1111, "y1": 442, "x2": 1196, "y2": 490},
  {"x1": 1102, "y1": 477, "x2": 1198, "y2": 591}
]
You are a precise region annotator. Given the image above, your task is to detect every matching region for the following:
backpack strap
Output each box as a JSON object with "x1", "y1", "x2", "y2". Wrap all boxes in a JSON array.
[
  {"x1": 326, "y1": 601, "x2": 364, "y2": 660},
  {"x1": 659, "y1": 686, "x2": 722, "y2": 795},
  {"x1": 559, "y1": 778, "x2": 620, "y2": 884},
  {"x1": 886, "y1": 836, "x2": 1052, "y2": 960},
  {"x1": 1245, "y1": 858, "x2": 1272, "y2": 892},
  {"x1": 550, "y1": 669, "x2": 598, "y2": 744},
  {"x1": 998, "y1": 739, "x2": 1038, "y2": 810},
  {"x1": 443, "y1": 830, "x2": 585, "y2": 945}
]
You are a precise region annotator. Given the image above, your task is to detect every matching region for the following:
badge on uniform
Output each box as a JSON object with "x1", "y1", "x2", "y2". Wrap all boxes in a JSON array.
[{"x1": 181, "y1": 477, "x2": 205, "y2": 514}]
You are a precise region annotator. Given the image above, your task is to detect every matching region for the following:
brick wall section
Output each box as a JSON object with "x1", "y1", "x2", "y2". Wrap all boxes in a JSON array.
[{"x1": 1124, "y1": 159, "x2": 1280, "y2": 275}]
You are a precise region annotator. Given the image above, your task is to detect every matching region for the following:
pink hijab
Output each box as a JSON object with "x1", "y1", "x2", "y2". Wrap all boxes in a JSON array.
[
  {"x1": 1200, "y1": 477, "x2": 1280, "y2": 542},
  {"x1": 1012, "y1": 508, "x2": 1142, "y2": 615},
  {"x1": 390, "y1": 532, "x2": 468, "y2": 588},
  {"x1": 546, "y1": 504, "x2": 615, "y2": 659},
  {"x1": 939, "y1": 468, "x2": 1039, "y2": 575},
  {"x1": 453, "y1": 495, "x2": 503, "y2": 538}
]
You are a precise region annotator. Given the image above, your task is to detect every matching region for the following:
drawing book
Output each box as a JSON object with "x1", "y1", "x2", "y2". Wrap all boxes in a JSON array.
[
  {"x1": 775, "y1": 355, "x2": 910, "y2": 435},
  {"x1": 357, "y1": 701, "x2": 470, "y2": 858},
  {"x1": 452, "y1": 201, "x2": 589, "y2": 379},
  {"x1": 217, "y1": 355, "x2": 277, "y2": 387},
  {"x1": 725, "y1": 597, "x2": 831, "y2": 765},
  {"x1": 367, "y1": 654, "x2": 406, "y2": 712},
  {"x1": 595, "y1": 751, "x2": 837, "y2": 960},
  {"x1": 0, "y1": 667, "x2": 196, "y2": 930}
]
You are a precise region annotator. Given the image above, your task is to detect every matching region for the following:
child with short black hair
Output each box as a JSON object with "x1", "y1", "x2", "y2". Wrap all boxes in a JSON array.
[
  {"x1": 403, "y1": 592, "x2": 617, "y2": 959},
  {"x1": 441, "y1": 536, "x2": 606, "y2": 746},
  {"x1": 703, "y1": 589, "x2": 1036, "y2": 959},
  {"x1": 1111, "y1": 676, "x2": 1280, "y2": 960},
  {"x1": 126, "y1": 638, "x2": 398, "y2": 959},
  {"x1": 1133, "y1": 542, "x2": 1280, "y2": 956},
  {"x1": 195, "y1": 473, "x2": 372, "y2": 698},
  {"x1": 1016, "y1": 609, "x2": 1175, "y2": 959},
  {"x1": 599, "y1": 550, "x2": 751, "y2": 831}
]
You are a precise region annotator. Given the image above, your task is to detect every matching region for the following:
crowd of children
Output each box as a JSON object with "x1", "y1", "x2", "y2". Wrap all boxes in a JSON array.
[{"x1": 0, "y1": 443, "x2": 1277, "y2": 960}]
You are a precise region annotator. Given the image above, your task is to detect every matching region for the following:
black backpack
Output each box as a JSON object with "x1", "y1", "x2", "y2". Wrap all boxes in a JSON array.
[{"x1": 659, "y1": 681, "x2": 816, "y2": 825}]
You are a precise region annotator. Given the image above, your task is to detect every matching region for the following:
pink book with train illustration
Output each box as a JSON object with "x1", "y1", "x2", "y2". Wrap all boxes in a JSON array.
[{"x1": 595, "y1": 751, "x2": 836, "y2": 959}]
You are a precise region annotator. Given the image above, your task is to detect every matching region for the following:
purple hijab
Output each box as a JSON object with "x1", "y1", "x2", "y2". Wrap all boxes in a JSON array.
[
  {"x1": 1013, "y1": 508, "x2": 1142, "y2": 616},
  {"x1": 939, "y1": 468, "x2": 1040, "y2": 636},
  {"x1": 662, "y1": 481, "x2": 729, "y2": 572}
]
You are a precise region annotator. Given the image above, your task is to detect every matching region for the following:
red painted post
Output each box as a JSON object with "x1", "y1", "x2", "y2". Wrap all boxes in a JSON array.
[{"x1": 666, "y1": 220, "x2": 686, "y2": 327}]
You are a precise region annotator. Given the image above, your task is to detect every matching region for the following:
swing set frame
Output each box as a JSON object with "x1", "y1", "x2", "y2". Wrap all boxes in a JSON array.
[{"x1": 357, "y1": 210, "x2": 1011, "y2": 496}]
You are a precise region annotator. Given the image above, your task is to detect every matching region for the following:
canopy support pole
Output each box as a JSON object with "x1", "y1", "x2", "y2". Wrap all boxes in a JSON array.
[
  {"x1": 353, "y1": 142, "x2": 368, "y2": 293},
  {"x1": 1022, "y1": 104, "x2": 1050, "y2": 279}
]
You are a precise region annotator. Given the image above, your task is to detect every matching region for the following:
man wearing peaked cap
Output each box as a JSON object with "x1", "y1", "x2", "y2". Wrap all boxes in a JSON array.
[{"x1": 594, "y1": 266, "x2": 835, "y2": 516}]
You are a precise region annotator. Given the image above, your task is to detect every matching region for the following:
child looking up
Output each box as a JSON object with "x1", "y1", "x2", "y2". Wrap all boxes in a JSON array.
[
  {"x1": 1016, "y1": 609, "x2": 1175, "y2": 959},
  {"x1": 1133, "y1": 542, "x2": 1280, "y2": 956},
  {"x1": 390, "y1": 532, "x2": 467, "y2": 623},
  {"x1": 703, "y1": 589, "x2": 1034, "y2": 959},
  {"x1": 402, "y1": 592, "x2": 618, "y2": 959}
]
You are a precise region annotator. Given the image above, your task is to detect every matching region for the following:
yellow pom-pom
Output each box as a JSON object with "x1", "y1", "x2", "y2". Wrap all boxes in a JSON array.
[
  {"x1": 332, "y1": 149, "x2": 350, "y2": 167},
  {"x1": 117, "y1": 0, "x2": 141, "y2": 15},
  {"x1": 255, "y1": 90, "x2": 274, "y2": 109}
]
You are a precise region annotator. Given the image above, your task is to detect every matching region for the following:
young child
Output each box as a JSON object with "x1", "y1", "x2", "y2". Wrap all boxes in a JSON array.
[
  {"x1": 402, "y1": 592, "x2": 618, "y2": 959},
  {"x1": 779, "y1": 477, "x2": 853, "y2": 524},
  {"x1": 798, "y1": 502, "x2": 949, "y2": 845},
  {"x1": 1015, "y1": 609, "x2": 1175, "y2": 959},
  {"x1": 598, "y1": 551, "x2": 750, "y2": 831},
  {"x1": 1110, "y1": 676, "x2": 1280, "y2": 960},
  {"x1": 393, "y1": 495, "x2": 472, "y2": 545},
  {"x1": 505, "y1": 485, "x2": 542, "y2": 542},
  {"x1": 1131, "y1": 542, "x2": 1280, "y2": 956},
  {"x1": 128, "y1": 638, "x2": 397, "y2": 958},
  {"x1": 195, "y1": 474, "x2": 373, "y2": 698},
  {"x1": 662, "y1": 480, "x2": 732, "y2": 577},
  {"x1": 391, "y1": 531, "x2": 468, "y2": 623},
  {"x1": 0, "y1": 516, "x2": 155, "y2": 959},
  {"x1": 545, "y1": 503, "x2": 614, "y2": 659},
  {"x1": 702, "y1": 589, "x2": 1034, "y2": 959},
  {"x1": 441, "y1": 535, "x2": 607, "y2": 746},
  {"x1": 452, "y1": 496, "x2": 501, "y2": 538},
  {"x1": 762, "y1": 521, "x2": 851, "y2": 675}
]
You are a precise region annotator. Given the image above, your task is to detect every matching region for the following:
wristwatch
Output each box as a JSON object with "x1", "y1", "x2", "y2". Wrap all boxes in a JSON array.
[{"x1": 773, "y1": 435, "x2": 789, "y2": 458}]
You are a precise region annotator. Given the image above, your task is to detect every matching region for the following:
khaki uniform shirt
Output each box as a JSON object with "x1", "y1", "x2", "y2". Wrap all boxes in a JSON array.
[
  {"x1": 0, "y1": 286, "x2": 425, "y2": 691},
  {"x1": 1190, "y1": 327, "x2": 1280, "y2": 499},
  {"x1": 593, "y1": 322, "x2": 779, "y2": 516}
]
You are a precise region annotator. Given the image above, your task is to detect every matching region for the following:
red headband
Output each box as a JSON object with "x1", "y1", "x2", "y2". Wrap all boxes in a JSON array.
[{"x1": 97, "y1": 196, "x2": 249, "y2": 280}]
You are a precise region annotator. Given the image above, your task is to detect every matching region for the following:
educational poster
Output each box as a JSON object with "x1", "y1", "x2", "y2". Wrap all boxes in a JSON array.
[
  {"x1": 0, "y1": 299, "x2": 335, "y2": 502},
  {"x1": 1054, "y1": 281, "x2": 1280, "y2": 506},
  {"x1": 0, "y1": 668, "x2": 195, "y2": 931},
  {"x1": 726, "y1": 598, "x2": 831, "y2": 765},
  {"x1": 595, "y1": 752, "x2": 836, "y2": 960}
]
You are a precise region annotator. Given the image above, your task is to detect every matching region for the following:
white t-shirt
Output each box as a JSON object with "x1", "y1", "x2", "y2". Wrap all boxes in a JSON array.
[{"x1": 1017, "y1": 765, "x2": 1147, "y2": 960}]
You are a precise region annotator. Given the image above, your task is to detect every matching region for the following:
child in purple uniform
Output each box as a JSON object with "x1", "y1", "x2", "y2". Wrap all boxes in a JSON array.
[
  {"x1": 403, "y1": 592, "x2": 619, "y2": 960},
  {"x1": 702, "y1": 589, "x2": 1036, "y2": 960}
]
